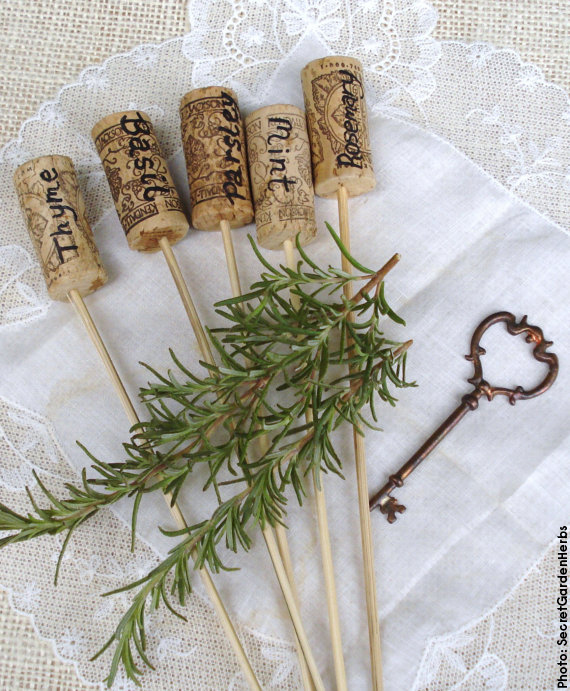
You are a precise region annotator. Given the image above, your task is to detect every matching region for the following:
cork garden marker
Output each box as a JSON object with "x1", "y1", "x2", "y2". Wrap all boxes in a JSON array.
[
  {"x1": 302, "y1": 55, "x2": 384, "y2": 691},
  {"x1": 179, "y1": 87, "x2": 255, "y2": 296},
  {"x1": 12, "y1": 155, "x2": 124, "y2": 403},
  {"x1": 13, "y1": 154, "x2": 261, "y2": 690},
  {"x1": 91, "y1": 110, "x2": 213, "y2": 362},
  {"x1": 245, "y1": 103, "x2": 348, "y2": 691},
  {"x1": 14, "y1": 155, "x2": 108, "y2": 299},
  {"x1": 369, "y1": 312, "x2": 559, "y2": 522},
  {"x1": 179, "y1": 87, "x2": 325, "y2": 691}
]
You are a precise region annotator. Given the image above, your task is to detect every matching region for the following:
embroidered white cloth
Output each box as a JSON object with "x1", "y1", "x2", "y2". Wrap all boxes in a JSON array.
[{"x1": 0, "y1": 1, "x2": 568, "y2": 688}]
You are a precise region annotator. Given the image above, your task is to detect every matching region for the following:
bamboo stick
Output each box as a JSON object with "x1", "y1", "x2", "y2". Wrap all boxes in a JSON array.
[
  {"x1": 220, "y1": 219, "x2": 323, "y2": 691},
  {"x1": 67, "y1": 288, "x2": 261, "y2": 691},
  {"x1": 242, "y1": 99, "x2": 347, "y2": 689},
  {"x1": 13, "y1": 154, "x2": 259, "y2": 686},
  {"x1": 283, "y1": 238, "x2": 348, "y2": 691},
  {"x1": 336, "y1": 184, "x2": 383, "y2": 690},
  {"x1": 158, "y1": 237, "x2": 214, "y2": 364}
]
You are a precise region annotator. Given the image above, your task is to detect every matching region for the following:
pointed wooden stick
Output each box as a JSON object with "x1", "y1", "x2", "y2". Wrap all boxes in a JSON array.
[
  {"x1": 283, "y1": 238, "x2": 348, "y2": 691},
  {"x1": 67, "y1": 288, "x2": 261, "y2": 691},
  {"x1": 220, "y1": 221, "x2": 243, "y2": 298},
  {"x1": 158, "y1": 237, "x2": 215, "y2": 364},
  {"x1": 254, "y1": 431, "x2": 315, "y2": 691},
  {"x1": 220, "y1": 219, "x2": 323, "y2": 691},
  {"x1": 337, "y1": 183, "x2": 383, "y2": 690}
]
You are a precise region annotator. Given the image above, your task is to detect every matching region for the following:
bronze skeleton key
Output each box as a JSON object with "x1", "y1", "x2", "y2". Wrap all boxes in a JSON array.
[{"x1": 369, "y1": 311, "x2": 559, "y2": 523}]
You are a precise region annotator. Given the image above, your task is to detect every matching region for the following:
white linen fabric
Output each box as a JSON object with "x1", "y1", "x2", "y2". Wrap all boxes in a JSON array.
[{"x1": 0, "y1": 1, "x2": 568, "y2": 688}]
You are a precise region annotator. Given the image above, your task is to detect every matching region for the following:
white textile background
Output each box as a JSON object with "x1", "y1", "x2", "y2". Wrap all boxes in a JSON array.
[{"x1": 0, "y1": 1, "x2": 568, "y2": 689}]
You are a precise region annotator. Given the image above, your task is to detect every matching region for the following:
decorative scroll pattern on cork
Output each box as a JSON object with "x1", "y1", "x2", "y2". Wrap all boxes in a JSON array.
[
  {"x1": 179, "y1": 87, "x2": 253, "y2": 231},
  {"x1": 245, "y1": 105, "x2": 317, "y2": 250},
  {"x1": 13, "y1": 155, "x2": 107, "y2": 301},
  {"x1": 301, "y1": 56, "x2": 375, "y2": 199},
  {"x1": 92, "y1": 111, "x2": 188, "y2": 251}
]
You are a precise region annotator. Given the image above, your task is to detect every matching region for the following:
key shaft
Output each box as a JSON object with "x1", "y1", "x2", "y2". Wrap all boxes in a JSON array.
[{"x1": 369, "y1": 389, "x2": 484, "y2": 521}]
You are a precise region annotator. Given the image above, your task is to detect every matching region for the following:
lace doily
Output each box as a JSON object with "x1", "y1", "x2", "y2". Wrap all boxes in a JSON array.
[{"x1": 1, "y1": 1, "x2": 568, "y2": 688}]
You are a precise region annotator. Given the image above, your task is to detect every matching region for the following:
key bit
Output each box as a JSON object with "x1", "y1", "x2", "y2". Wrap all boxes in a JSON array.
[{"x1": 369, "y1": 311, "x2": 559, "y2": 523}]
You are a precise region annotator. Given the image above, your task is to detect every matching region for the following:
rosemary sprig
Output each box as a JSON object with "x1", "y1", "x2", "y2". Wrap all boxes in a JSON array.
[
  {"x1": 138, "y1": 236, "x2": 411, "y2": 501},
  {"x1": 0, "y1": 226, "x2": 414, "y2": 686}
]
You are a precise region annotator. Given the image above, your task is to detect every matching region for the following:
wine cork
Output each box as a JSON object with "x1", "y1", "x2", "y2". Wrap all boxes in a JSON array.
[
  {"x1": 179, "y1": 87, "x2": 254, "y2": 231},
  {"x1": 245, "y1": 105, "x2": 317, "y2": 250},
  {"x1": 92, "y1": 111, "x2": 188, "y2": 252},
  {"x1": 301, "y1": 56, "x2": 375, "y2": 199},
  {"x1": 14, "y1": 155, "x2": 108, "y2": 301}
]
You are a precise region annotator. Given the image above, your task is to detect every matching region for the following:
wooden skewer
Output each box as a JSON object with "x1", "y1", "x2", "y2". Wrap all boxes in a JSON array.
[
  {"x1": 262, "y1": 528, "x2": 323, "y2": 691},
  {"x1": 158, "y1": 237, "x2": 214, "y2": 364},
  {"x1": 159, "y1": 191, "x2": 323, "y2": 689},
  {"x1": 220, "y1": 221, "x2": 243, "y2": 297},
  {"x1": 283, "y1": 239, "x2": 348, "y2": 691},
  {"x1": 254, "y1": 430, "x2": 315, "y2": 691},
  {"x1": 67, "y1": 288, "x2": 261, "y2": 691},
  {"x1": 220, "y1": 218, "x2": 323, "y2": 691},
  {"x1": 337, "y1": 184, "x2": 383, "y2": 689}
]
